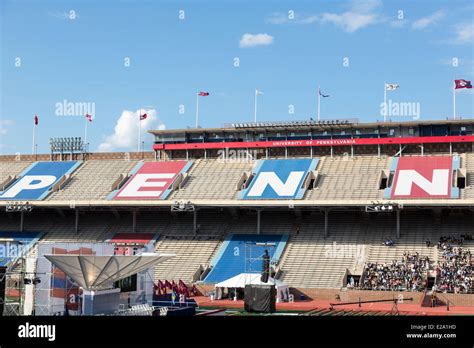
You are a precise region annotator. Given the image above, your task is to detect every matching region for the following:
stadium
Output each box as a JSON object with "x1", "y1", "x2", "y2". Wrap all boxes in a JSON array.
[{"x1": 0, "y1": 118, "x2": 473, "y2": 317}]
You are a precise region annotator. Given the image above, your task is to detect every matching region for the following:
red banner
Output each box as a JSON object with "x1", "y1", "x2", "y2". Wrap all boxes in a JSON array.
[
  {"x1": 154, "y1": 135, "x2": 474, "y2": 151},
  {"x1": 113, "y1": 161, "x2": 188, "y2": 200},
  {"x1": 391, "y1": 156, "x2": 453, "y2": 199}
]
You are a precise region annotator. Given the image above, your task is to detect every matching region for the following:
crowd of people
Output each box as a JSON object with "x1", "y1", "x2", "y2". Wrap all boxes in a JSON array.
[
  {"x1": 360, "y1": 253, "x2": 429, "y2": 291},
  {"x1": 435, "y1": 236, "x2": 472, "y2": 294}
]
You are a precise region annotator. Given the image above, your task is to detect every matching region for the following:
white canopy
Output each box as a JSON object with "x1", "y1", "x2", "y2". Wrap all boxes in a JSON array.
[
  {"x1": 45, "y1": 252, "x2": 175, "y2": 291},
  {"x1": 214, "y1": 273, "x2": 289, "y2": 301},
  {"x1": 215, "y1": 273, "x2": 286, "y2": 289}
]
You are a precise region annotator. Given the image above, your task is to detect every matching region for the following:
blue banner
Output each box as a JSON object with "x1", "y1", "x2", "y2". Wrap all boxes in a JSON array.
[
  {"x1": 0, "y1": 161, "x2": 80, "y2": 200},
  {"x1": 241, "y1": 159, "x2": 318, "y2": 200}
]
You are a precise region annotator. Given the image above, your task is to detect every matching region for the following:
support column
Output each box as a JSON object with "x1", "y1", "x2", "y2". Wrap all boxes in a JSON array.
[
  {"x1": 399, "y1": 144, "x2": 402, "y2": 157},
  {"x1": 20, "y1": 211, "x2": 24, "y2": 232},
  {"x1": 351, "y1": 145, "x2": 354, "y2": 158},
  {"x1": 75, "y1": 209, "x2": 79, "y2": 234},
  {"x1": 257, "y1": 209, "x2": 261, "y2": 234},
  {"x1": 377, "y1": 144, "x2": 381, "y2": 158},
  {"x1": 132, "y1": 210, "x2": 137, "y2": 233},
  {"x1": 330, "y1": 146, "x2": 333, "y2": 158},
  {"x1": 449, "y1": 142, "x2": 452, "y2": 155},
  {"x1": 396, "y1": 209, "x2": 400, "y2": 238},
  {"x1": 193, "y1": 209, "x2": 198, "y2": 234},
  {"x1": 310, "y1": 146, "x2": 313, "y2": 158},
  {"x1": 421, "y1": 144, "x2": 424, "y2": 156},
  {"x1": 324, "y1": 210, "x2": 329, "y2": 237},
  {"x1": 265, "y1": 148, "x2": 268, "y2": 159}
]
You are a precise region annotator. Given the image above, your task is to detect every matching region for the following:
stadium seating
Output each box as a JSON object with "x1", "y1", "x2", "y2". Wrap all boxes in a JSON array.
[
  {"x1": 0, "y1": 161, "x2": 31, "y2": 189},
  {"x1": 204, "y1": 234, "x2": 288, "y2": 283},
  {"x1": 279, "y1": 213, "x2": 365, "y2": 288},
  {"x1": 171, "y1": 159, "x2": 253, "y2": 200},
  {"x1": 47, "y1": 160, "x2": 139, "y2": 200},
  {"x1": 153, "y1": 235, "x2": 223, "y2": 283},
  {"x1": 464, "y1": 153, "x2": 474, "y2": 198},
  {"x1": 305, "y1": 156, "x2": 389, "y2": 200},
  {"x1": 365, "y1": 213, "x2": 439, "y2": 265}
]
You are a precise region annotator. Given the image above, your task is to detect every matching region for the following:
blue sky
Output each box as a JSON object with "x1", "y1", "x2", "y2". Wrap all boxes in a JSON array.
[{"x1": 1, "y1": 0, "x2": 473, "y2": 154}]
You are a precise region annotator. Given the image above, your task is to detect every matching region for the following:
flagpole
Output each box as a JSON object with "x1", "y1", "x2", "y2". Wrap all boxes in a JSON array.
[
  {"x1": 84, "y1": 116, "x2": 88, "y2": 151},
  {"x1": 195, "y1": 94, "x2": 199, "y2": 128},
  {"x1": 254, "y1": 89, "x2": 257, "y2": 122},
  {"x1": 32, "y1": 122, "x2": 36, "y2": 155},
  {"x1": 317, "y1": 86, "x2": 321, "y2": 121},
  {"x1": 138, "y1": 108, "x2": 141, "y2": 152},
  {"x1": 383, "y1": 83, "x2": 387, "y2": 122},
  {"x1": 453, "y1": 81, "x2": 456, "y2": 120}
]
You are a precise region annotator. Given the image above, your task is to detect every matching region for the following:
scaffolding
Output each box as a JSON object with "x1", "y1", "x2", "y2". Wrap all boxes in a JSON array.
[{"x1": 2, "y1": 242, "x2": 158, "y2": 316}]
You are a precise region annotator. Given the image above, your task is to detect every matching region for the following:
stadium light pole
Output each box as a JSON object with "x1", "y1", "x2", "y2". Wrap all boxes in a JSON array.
[
  {"x1": 317, "y1": 86, "x2": 321, "y2": 122},
  {"x1": 32, "y1": 120, "x2": 37, "y2": 155},
  {"x1": 453, "y1": 80, "x2": 456, "y2": 120},
  {"x1": 195, "y1": 94, "x2": 199, "y2": 128},
  {"x1": 138, "y1": 108, "x2": 142, "y2": 152},
  {"x1": 254, "y1": 89, "x2": 263, "y2": 123},
  {"x1": 84, "y1": 117, "x2": 88, "y2": 150}
]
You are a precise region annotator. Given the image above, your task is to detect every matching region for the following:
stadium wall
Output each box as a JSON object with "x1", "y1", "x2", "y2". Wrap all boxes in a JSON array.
[{"x1": 0, "y1": 151, "x2": 155, "y2": 162}]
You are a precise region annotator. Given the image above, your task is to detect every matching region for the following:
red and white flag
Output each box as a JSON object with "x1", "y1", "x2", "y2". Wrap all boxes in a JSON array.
[
  {"x1": 140, "y1": 113, "x2": 147, "y2": 120},
  {"x1": 198, "y1": 91, "x2": 209, "y2": 96},
  {"x1": 85, "y1": 113, "x2": 93, "y2": 122},
  {"x1": 454, "y1": 79, "x2": 472, "y2": 89},
  {"x1": 34, "y1": 115, "x2": 38, "y2": 125}
]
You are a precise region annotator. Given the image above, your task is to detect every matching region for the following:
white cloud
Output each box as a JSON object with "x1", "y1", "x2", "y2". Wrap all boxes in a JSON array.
[
  {"x1": 266, "y1": 1, "x2": 382, "y2": 32},
  {"x1": 411, "y1": 10, "x2": 445, "y2": 30},
  {"x1": 454, "y1": 23, "x2": 474, "y2": 44},
  {"x1": 266, "y1": 12, "x2": 318, "y2": 25},
  {"x1": 97, "y1": 109, "x2": 165, "y2": 152},
  {"x1": 239, "y1": 33, "x2": 274, "y2": 48},
  {"x1": 319, "y1": 0, "x2": 383, "y2": 33},
  {"x1": 0, "y1": 120, "x2": 14, "y2": 136}
]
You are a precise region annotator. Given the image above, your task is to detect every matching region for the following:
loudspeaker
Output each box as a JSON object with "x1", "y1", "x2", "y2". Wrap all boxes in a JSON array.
[
  {"x1": 0, "y1": 267, "x2": 6, "y2": 316},
  {"x1": 244, "y1": 285, "x2": 276, "y2": 313},
  {"x1": 261, "y1": 253, "x2": 270, "y2": 283}
]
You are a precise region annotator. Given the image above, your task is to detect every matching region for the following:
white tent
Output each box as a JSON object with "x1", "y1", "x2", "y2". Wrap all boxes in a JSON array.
[
  {"x1": 45, "y1": 252, "x2": 175, "y2": 291},
  {"x1": 214, "y1": 273, "x2": 289, "y2": 302}
]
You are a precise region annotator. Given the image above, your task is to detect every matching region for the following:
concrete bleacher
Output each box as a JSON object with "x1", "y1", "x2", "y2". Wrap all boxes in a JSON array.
[
  {"x1": 171, "y1": 159, "x2": 253, "y2": 200},
  {"x1": 47, "y1": 160, "x2": 139, "y2": 201},
  {"x1": 0, "y1": 205, "x2": 472, "y2": 292},
  {"x1": 279, "y1": 213, "x2": 366, "y2": 288},
  {"x1": 365, "y1": 214, "x2": 439, "y2": 265},
  {"x1": 153, "y1": 235, "x2": 223, "y2": 283},
  {"x1": 305, "y1": 156, "x2": 389, "y2": 200},
  {"x1": 0, "y1": 161, "x2": 31, "y2": 189},
  {"x1": 464, "y1": 153, "x2": 474, "y2": 198}
]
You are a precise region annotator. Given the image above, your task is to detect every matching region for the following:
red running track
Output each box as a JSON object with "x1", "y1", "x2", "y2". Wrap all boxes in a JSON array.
[{"x1": 193, "y1": 296, "x2": 474, "y2": 316}]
